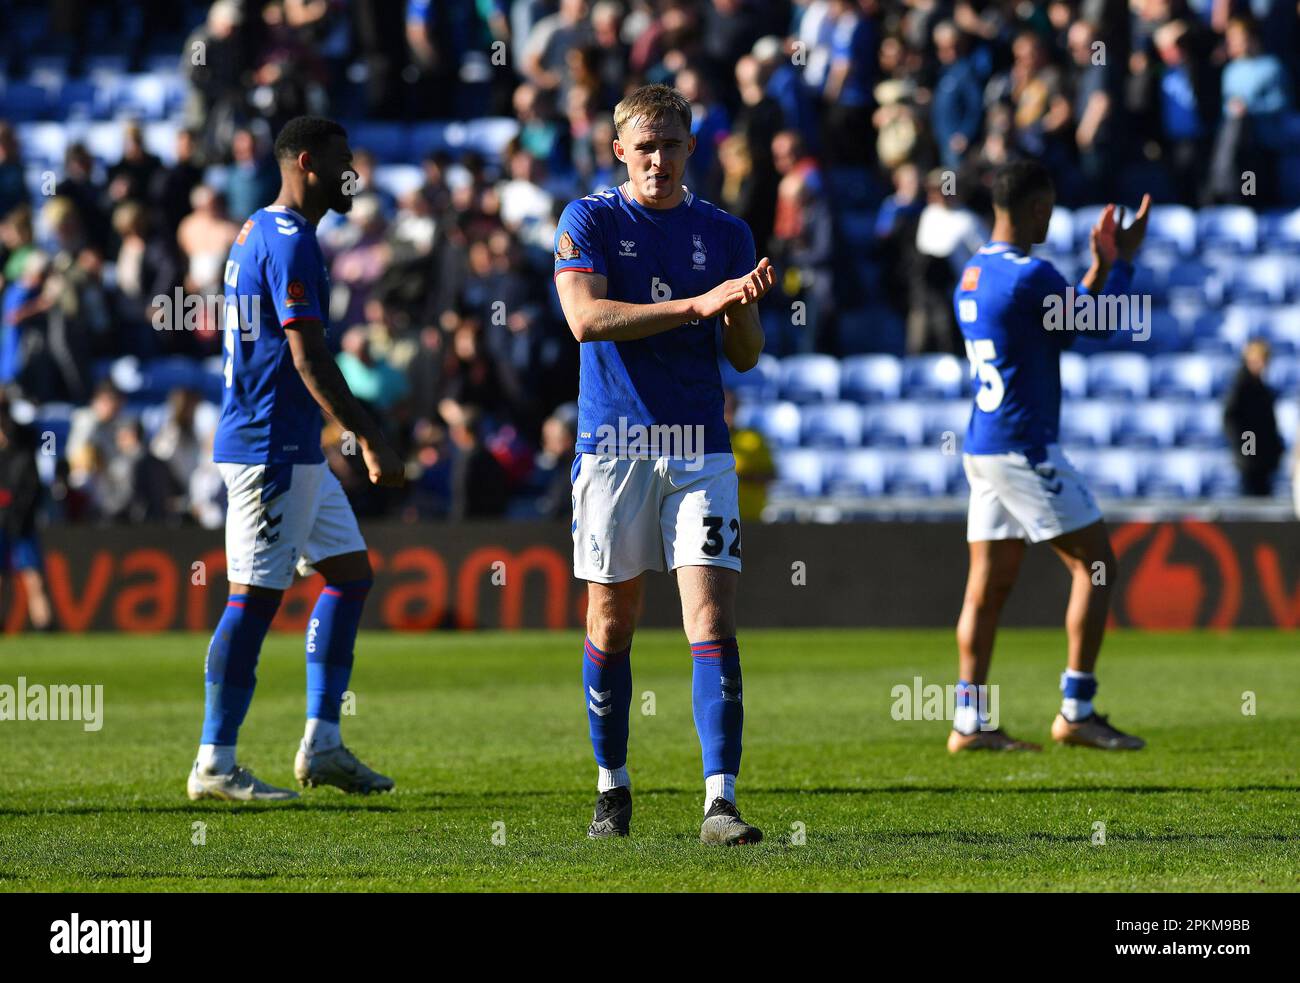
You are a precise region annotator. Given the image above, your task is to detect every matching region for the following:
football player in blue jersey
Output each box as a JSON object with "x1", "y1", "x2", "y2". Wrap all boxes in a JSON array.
[
  {"x1": 949, "y1": 160, "x2": 1149, "y2": 753},
  {"x1": 554, "y1": 84, "x2": 776, "y2": 844},
  {"x1": 187, "y1": 117, "x2": 405, "y2": 801}
]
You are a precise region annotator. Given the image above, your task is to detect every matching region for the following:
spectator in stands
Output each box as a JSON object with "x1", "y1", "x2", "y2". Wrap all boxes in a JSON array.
[
  {"x1": 177, "y1": 185, "x2": 238, "y2": 300},
  {"x1": 181, "y1": 0, "x2": 249, "y2": 158},
  {"x1": 875, "y1": 162, "x2": 925, "y2": 326},
  {"x1": 724, "y1": 390, "x2": 774, "y2": 522},
  {"x1": 107, "y1": 122, "x2": 163, "y2": 207},
  {"x1": 1154, "y1": 20, "x2": 1216, "y2": 205},
  {"x1": 529, "y1": 403, "x2": 578, "y2": 520},
  {"x1": 67, "y1": 380, "x2": 129, "y2": 465},
  {"x1": 330, "y1": 194, "x2": 390, "y2": 329},
  {"x1": 447, "y1": 404, "x2": 509, "y2": 520},
  {"x1": 732, "y1": 53, "x2": 782, "y2": 251},
  {"x1": 0, "y1": 205, "x2": 36, "y2": 295},
  {"x1": 337, "y1": 325, "x2": 411, "y2": 413},
  {"x1": 150, "y1": 387, "x2": 215, "y2": 501},
  {"x1": 931, "y1": 21, "x2": 985, "y2": 169},
  {"x1": 111, "y1": 201, "x2": 172, "y2": 358},
  {"x1": 0, "y1": 395, "x2": 53, "y2": 630},
  {"x1": 1223, "y1": 339, "x2": 1283, "y2": 496},
  {"x1": 770, "y1": 130, "x2": 833, "y2": 353},
  {"x1": 910, "y1": 169, "x2": 986, "y2": 354},
  {"x1": 222, "y1": 127, "x2": 279, "y2": 222},
  {"x1": 1209, "y1": 15, "x2": 1294, "y2": 204},
  {"x1": 55, "y1": 143, "x2": 111, "y2": 252},
  {"x1": 100, "y1": 419, "x2": 179, "y2": 523},
  {"x1": 151, "y1": 128, "x2": 206, "y2": 241},
  {"x1": 0, "y1": 124, "x2": 27, "y2": 221},
  {"x1": 821, "y1": 0, "x2": 878, "y2": 168},
  {"x1": 1067, "y1": 19, "x2": 1120, "y2": 200},
  {"x1": 0, "y1": 250, "x2": 50, "y2": 389}
]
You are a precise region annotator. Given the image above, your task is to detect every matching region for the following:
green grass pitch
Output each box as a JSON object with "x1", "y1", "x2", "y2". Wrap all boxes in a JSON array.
[{"x1": 2, "y1": 629, "x2": 1297, "y2": 892}]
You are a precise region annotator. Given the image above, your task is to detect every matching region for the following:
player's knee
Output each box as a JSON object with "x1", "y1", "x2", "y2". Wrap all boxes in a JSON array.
[
  {"x1": 684, "y1": 603, "x2": 735, "y2": 643},
  {"x1": 587, "y1": 600, "x2": 636, "y2": 651}
]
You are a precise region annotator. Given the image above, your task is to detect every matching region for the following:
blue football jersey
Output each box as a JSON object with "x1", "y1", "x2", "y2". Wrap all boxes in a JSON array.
[
  {"x1": 213, "y1": 205, "x2": 330, "y2": 465},
  {"x1": 553, "y1": 183, "x2": 756, "y2": 456},
  {"x1": 954, "y1": 242, "x2": 1133, "y2": 455}
]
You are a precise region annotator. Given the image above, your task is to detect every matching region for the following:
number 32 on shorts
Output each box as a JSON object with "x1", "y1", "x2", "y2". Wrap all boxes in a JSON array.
[{"x1": 702, "y1": 516, "x2": 742, "y2": 558}]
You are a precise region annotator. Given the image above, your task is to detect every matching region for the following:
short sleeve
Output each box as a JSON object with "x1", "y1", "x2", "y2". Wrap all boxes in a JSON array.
[
  {"x1": 263, "y1": 234, "x2": 325, "y2": 327},
  {"x1": 727, "y1": 218, "x2": 757, "y2": 280},
  {"x1": 553, "y1": 199, "x2": 607, "y2": 278}
]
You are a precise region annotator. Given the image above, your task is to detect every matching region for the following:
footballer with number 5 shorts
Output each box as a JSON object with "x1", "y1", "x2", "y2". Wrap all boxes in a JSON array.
[
  {"x1": 554, "y1": 84, "x2": 776, "y2": 844},
  {"x1": 187, "y1": 117, "x2": 405, "y2": 802},
  {"x1": 949, "y1": 160, "x2": 1148, "y2": 753}
]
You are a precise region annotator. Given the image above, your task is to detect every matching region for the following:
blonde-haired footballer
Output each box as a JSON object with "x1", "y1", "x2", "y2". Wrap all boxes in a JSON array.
[{"x1": 553, "y1": 84, "x2": 776, "y2": 843}]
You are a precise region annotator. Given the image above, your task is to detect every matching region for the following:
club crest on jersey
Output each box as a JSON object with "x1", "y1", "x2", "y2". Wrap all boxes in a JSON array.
[
  {"x1": 961, "y1": 266, "x2": 980, "y2": 290},
  {"x1": 618, "y1": 239, "x2": 637, "y2": 257},
  {"x1": 285, "y1": 280, "x2": 309, "y2": 307},
  {"x1": 691, "y1": 234, "x2": 706, "y2": 270},
  {"x1": 556, "y1": 230, "x2": 580, "y2": 261}
]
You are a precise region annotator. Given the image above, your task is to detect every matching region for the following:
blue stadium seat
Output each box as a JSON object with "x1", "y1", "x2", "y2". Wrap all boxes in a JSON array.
[
  {"x1": 1086, "y1": 352, "x2": 1151, "y2": 399},
  {"x1": 1047, "y1": 208, "x2": 1074, "y2": 253},
  {"x1": 1264, "y1": 307, "x2": 1300, "y2": 357},
  {"x1": 1141, "y1": 450, "x2": 1205, "y2": 498},
  {"x1": 902, "y1": 353, "x2": 967, "y2": 399},
  {"x1": 1069, "y1": 449, "x2": 1141, "y2": 497},
  {"x1": 800, "y1": 402, "x2": 863, "y2": 448},
  {"x1": 861, "y1": 403, "x2": 926, "y2": 447},
  {"x1": 345, "y1": 122, "x2": 410, "y2": 162},
  {"x1": 1071, "y1": 205, "x2": 1105, "y2": 250},
  {"x1": 780, "y1": 354, "x2": 841, "y2": 404},
  {"x1": 775, "y1": 448, "x2": 825, "y2": 497},
  {"x1": 839, "y1": 353, "x2": 902, "y2": 403},
  {"x1": 1197, "y1": 206, "x2": 1259, "y2": 253},
  {"x1": 1112, "y1": 400, "x2": 1180, "y2": 447},
  {"x1": 1059, "y1": 351, "x2": 1088, "y2": 399},
  {"x1": 1176, "y1": 402, "x2": 1228, "y2": 448},
  {"x1": 720, "y1": 351, "x2": 780, "y2": 402},
  {"x1": 1202, "y1": 452, "x2": 1243, "y2": 497},
  {"x1": 1059, "y1": 399, "x2": 1115, "y2": 447},
  {"x1": 1275, "y1": 398, "x2": 1300, "y2": 443},
  {"x1": 1265, "y1": 355, "x2": 1300, "y2": 396},
  {"x1": 371, "y1": 164, "x2": 424, "y2": 198},
  {"x1": 17, "y1": 122, "x2": 67, "y2": 167},
  {"x1": 1149, "y1": 352, "x2": 1236, "y2": 399},
  {"x1": 113, "y1": 74, "x2": 169, "y2": 119},
  {"x1": 1144, "y1": 204, "x2": 1198, "y2": 255},
  {"x1": 1223, "y1": 255, "x2": 1296, "y2": 305},
  {"x1": 825, "y1": 448, "x2": 888, "y2": 497},
  {"x1": 1219, "y1": 304, "x2": 1271, "y2": 349},
  {"x1": 1260, "y1": 208, "x2": 1300, "y2": 253},
  {"x1": 1165, "y1": 260, "x2": 1224, "y2": 307},
  {"x1": 735, "y1": 400, "x2": 801, "y2": 449},
  {"x1": 0, "y1": 81, "x2": 51, "y2": 121},
  {"x1": 883, "y1": 450, "x2": 949, "y2": 497},
  {"x1": 919, "y1": 400, "x2": 970, "y2": 446}
]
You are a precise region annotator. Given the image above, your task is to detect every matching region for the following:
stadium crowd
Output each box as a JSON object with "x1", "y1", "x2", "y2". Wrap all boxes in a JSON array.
[{"x1": 0, "y1": 0, "x2": 1298, "y2": 529}]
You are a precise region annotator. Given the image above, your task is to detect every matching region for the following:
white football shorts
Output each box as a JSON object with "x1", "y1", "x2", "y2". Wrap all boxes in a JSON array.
[
  {"x1": 571, "y1": 452, "x2": 743, "y2": 583},
  {"x1": 964, "y1": 444, "x2": 1102, "y2": 543},
  {"x1": 220, "y1": 461, "x2": 367, "y2": 590}
]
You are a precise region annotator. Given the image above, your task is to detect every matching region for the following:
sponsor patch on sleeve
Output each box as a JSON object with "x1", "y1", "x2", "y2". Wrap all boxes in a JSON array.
[
  {"x1": 285, "y1": 280, "x2": 309, "y2": 307},
  {"x1": 961, "y1": 266, "x2": 981, "y2": 291},
  {"x1": 555, "y1": 230, "x2": 580, "y2": 261},
  {"x1": 235, "y1": 218, "x2": 254, "y2": 246}
]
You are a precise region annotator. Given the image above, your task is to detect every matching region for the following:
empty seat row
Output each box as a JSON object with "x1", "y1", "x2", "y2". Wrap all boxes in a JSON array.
[
  {"x1": 772, "y1": 447, "x2": 1267, "y2": 500},
  {"x1": 740, "y1": 397, "x2": 1299, "y2": 450},
  {"x1": 1047, "y1": 201, "x2": 1300, "y2": 255},
  {"x1": 725, "y1": 351, "x2": 1272, "y2": 405}
]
